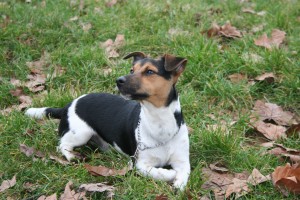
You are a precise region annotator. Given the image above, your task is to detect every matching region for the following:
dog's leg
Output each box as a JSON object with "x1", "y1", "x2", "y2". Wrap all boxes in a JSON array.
[
  {"x1": 136, "y1": 162, "x2": 177, "y2": 182},
  {"x1": 171, "y1": 160, "x2": 190, "y2": 190},
  {"x1": 170, "y1": 128, "x2": 191, "y2": 190},
  {"x1": 59, "y1": 129, "x2": 95, "y2": 161}
]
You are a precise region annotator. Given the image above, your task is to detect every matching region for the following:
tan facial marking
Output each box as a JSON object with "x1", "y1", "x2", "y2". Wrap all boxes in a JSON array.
[{"x1": 131, "y1": 62, "x2": 173, "y2": 107}]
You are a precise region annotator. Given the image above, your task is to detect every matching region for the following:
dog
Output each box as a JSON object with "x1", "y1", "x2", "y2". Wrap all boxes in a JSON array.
[{"x1": 25, "y1": 52, "x2": 190, "y2": 190}]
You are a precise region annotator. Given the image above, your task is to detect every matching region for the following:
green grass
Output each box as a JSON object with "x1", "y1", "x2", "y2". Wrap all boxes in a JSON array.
[{"x1": 1, "y1": 0, "x2": 300, "y2": 199}]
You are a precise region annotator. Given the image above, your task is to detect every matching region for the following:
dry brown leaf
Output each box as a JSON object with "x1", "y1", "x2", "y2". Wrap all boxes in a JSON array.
[
  {"x1": 23, "y1": 182, "x2": 38, "y2": 192},
  {"x1": 0, "y1": 175, "x2": 16, "y2": 192},
  {"x1": 242, "y1": 8, "x2": 256, "y2": 14},
  {"x1": 241, "y1": 52, "x2": 263, "y2": 63},
  {"x1": 20, "y1": 144, "x2": 35, "y2": 157},
  {"x1": 106, "y1": 0, "x2": 117, "y2": 7},
  {"x1": 60, "y1": 181, "x2": 87, "y2": 200},
  {"x1": 84, "y1": 164, "x2": 128, "y2": 177},
  {"x1": 271, "y1": 163, "x2": 300, "y2": 195},
  {"x1": 25, "y1": 74, "x2": 46, "y2": 93},
  {"x1": 228, "y1": 73, "x2": 248, "y2": 83},
  {"x1": 254, "y1": 29, "x2": 286, "y2": 49},
  {"x1": 155, "y1": 194, "x2": 169, "y2": 200},
  {"x1": 253, "y1": 121, "x2": 287, "y2": 141},
  {"x1": 69, "y1": 16, "x2": 79, "y2": 21},
  {"x1": 37, "y1": 193, "x2": 57, "y2": 200},
  {"x1": 100, "y1": 34, "x2": 125, "y2": 58},
  {"x1": 254, "y1": 72, "x2": 275, "y2": 83},
  {"x1": 168, "y1": 28, "x2": 189, "y2": 37},
  {"x1": 26, "y1": 51, "x2": 51, "y2": 72},
  {"x1": 219, "y1": 23, "x2": 242, "y2": 38},
  {"x1": 79, "y1": 183, "x2": 115, "y2": 198},
  {"x1": 204, "y1": 22, "x2": 242, "y2": 39},
  {"x1": 81, "y1": 22, "x2": 92, "y2": 32},
  {"x1": 264, "y1": 143, "x2": 300, "y2": 164},
  {"x1": 202, "y1": 167, "x2": 270, "y2": 199},
  {"x1": 10, "y1": 78, "x2": 22, "y2": 87},
  {"x1": 225, "y1": 178, "x2": 249, "y2": 198},
  {"x1": 252, "y1": 100, "x2": 297, "y2": 126},
  {"x1": 20, "y1": 144, "x2": 46, "y2": 158},
  {"x1": 49, "y1": 155, "x2": 70, "y2": 166},
  {"x1": 247, "y1": 168, "x2": 271, "y2": 186},
  {"x1": 209, "y1": 162, "x2": 229, "y2": 173}
]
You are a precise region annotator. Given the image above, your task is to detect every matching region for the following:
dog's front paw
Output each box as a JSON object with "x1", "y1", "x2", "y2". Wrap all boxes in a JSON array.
[
  {"x1": 157, "y1": 168, "x2": 177, "y2": 182},
  {"x1": 173, "y1": 178, "x2": 187, "y2": 191}
]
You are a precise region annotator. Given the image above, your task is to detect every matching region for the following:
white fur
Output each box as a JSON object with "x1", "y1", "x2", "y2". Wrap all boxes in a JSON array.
[
  {"x1": 135, "y1": 98, "x2": 190, "y2": 190},
  {"x1": 25, "y1": 107, "x2": 47, "y2": 119}
]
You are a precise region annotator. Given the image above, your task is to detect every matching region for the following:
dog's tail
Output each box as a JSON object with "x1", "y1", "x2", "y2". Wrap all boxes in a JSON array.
[{"x1": 25, "y1": 107, "x2": 64, "y2": 119}]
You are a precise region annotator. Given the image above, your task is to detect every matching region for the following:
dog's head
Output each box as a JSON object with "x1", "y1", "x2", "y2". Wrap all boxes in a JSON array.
[{"x1": 117, "y1": 52, "x2": 187, "y2": 107}]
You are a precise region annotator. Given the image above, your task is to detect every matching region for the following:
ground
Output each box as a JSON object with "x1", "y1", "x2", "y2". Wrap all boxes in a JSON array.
[{"x1": 0, "y1": 0, "x2": 299, "y2": 199}]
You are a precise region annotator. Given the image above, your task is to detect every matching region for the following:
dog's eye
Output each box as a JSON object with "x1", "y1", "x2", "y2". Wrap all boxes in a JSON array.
[
  {"x1": 146, "y1": 70, "x2": 154, "y2": 75},
  {"x1": 130, "y1": 69, "x2": 134, "y2": 74}
]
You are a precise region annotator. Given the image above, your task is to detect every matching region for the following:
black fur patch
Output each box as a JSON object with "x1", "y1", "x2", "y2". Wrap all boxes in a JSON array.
[
  {"x1": 75, "y1": 93, "x2": 140, "y2": 156},
  {"x1": 174, "y1": 111, "x2": 184, "y2": 128}
]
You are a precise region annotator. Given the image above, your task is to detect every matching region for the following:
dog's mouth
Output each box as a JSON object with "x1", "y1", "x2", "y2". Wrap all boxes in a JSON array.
[{"x1": 118, "y1": 87, "x2": 149, "y2": 100}]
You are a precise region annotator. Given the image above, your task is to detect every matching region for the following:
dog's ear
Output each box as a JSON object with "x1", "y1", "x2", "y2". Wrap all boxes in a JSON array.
[
  {"x1": 123, "y1": 52, "x2": 147, "y2": 63},
  {"x1": 164, "y1": 54, "x2": 187, "y2": 75}
]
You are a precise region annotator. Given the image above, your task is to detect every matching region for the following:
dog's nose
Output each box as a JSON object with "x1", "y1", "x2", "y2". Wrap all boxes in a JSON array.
[{"x1": 116, "y1": 76, "x2": 126, "y2": 86}]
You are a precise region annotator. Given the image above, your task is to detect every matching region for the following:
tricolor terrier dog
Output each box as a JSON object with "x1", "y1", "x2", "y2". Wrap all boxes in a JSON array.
[{"x1": 25, "y1": 52, "x2": 190, "y2": 189}]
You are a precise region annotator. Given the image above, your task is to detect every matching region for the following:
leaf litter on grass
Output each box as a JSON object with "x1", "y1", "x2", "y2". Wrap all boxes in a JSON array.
[
  {"x1": 254, "y1": 29, "x2": 286, "y2": 49},
  {"x1": 203, "y1": 22, "x2": 242, "y2": 39},
  {"x1": 272, "y1": 163, "x2": 300, "y2": 196},
  {"x1": 201, "y1": 165, "x2": 270, "y2": 199},
  {"x1": 249, "y1": 100, "x2": 299, "y2": 141},
  {"x1": 0, "y1": 175, "x2": 16, "y2": 193}
]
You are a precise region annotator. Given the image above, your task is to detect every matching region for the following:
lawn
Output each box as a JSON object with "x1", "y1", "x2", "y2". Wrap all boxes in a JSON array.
[{"x1": 0, "y1": 0, "x2": 299, "y2": 199}]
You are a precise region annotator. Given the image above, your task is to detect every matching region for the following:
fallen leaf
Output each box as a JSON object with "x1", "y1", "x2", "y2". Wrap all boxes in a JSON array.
[
  {"x1": 209, "y1": 162, "x2": 229, "y2": 173},
  {"x1": 20, "y1": 144, "x2": 35, "y2": 157},
  {"x1": 106, "y1": 0, "x2": 117, "y2": 7},
  {"x1": 60, "y1": 181, "x2": 87, "y2": 200},
  {"x1": 155, "y1": 194, "x2": 168, "y2": 200},
  {"x1": 253, "y1": 121, "x2": 287, "y2": 141},
  {"x1": 37, "y1": 193, "x2": 57, "y2": 200},
  {"x1": 49, "y1": 155, "x2": 70, "y2": 166},
  {"x1": 252, "y1": 100, "x2": 298, "y2": 126},
  {"x1": 271, "y1": 163, "x2": 300, "y2": 195},
  {"x1": 20, "y1": 144, "x2": 45, "y2": 158},
  {"x1": 254, "y1": 72, "x2": 275, "y2": 83},
  {"x1": 242, "y1": 8, "x2": 256, "y2": 14},
  {"x1": 0, "y1": 175, "x2": 16, "y2": 192},
  {"x1": 254, "y1": 29, "x2": 286, "y2": 49},
  {"x1": 263, "y1": 143, "x2": 300, "y2": 164},
  {"x1": 225, "y1": 178, "x2": 249, "y2": 198},
  {"x1": 84, "y1": 164, "x2": 128, "y2": 177},
  {"x1": 10, "y1": 78, "x2": 22, "y2": 87},
  {"x1": 202, "y1": 167, "x2": 270, "y2": 199},
  {"x1": 194, "y1": 13, "x2": 201, "y2": 26},
  {"x1": 81, "y1": 22, "x2": 92, "y2": 32},
  {"x1": 79, "y1": 183, "x2": 115, "y2": 198},
  {"x1": 247, "y1": 168, "x2": 271, "y2": 186},
  {"x1": 204, "y1": 22, "x2": 242, "y2": 39},
  {"x1": 251, "y1": 23, "x2": 265, "y2": 33},
  {"x1": 241, "y1": 52, "x2": 263, "y2": 63},
  {"x1": 100, "y1": 34, "x2": 125, "y2": 58},
  {"x1": 256, "y1": 11, "x2": 267, "y2": 16},
  {"x1": 69, "y1": 16, "x2": 79, "y2": 21},
  {"x1": 168, "y1": 28, "x2": 189, "y2": 37},
  {"x1": 228, "y1": 73, "x2": 248, "y2": 83},
  {"x1": 25, "y1": 74, "x2": 46, "y2": 93},
  {"x1": 23, "y1": 182, "x2": 38, "y2": 192},
  {"x1": 26, "y1": 51, "x2": 51, "y2": 72}
]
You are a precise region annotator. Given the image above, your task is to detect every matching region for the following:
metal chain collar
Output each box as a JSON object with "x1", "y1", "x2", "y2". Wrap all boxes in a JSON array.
[{"x1": 131, "y1": 117, "x2": 180, "y2": 164}]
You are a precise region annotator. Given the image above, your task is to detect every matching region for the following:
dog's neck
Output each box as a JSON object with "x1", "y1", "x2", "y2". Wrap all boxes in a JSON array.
[{"x1": 139, "y1": 87, "x2": 182, "y2": 144}]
